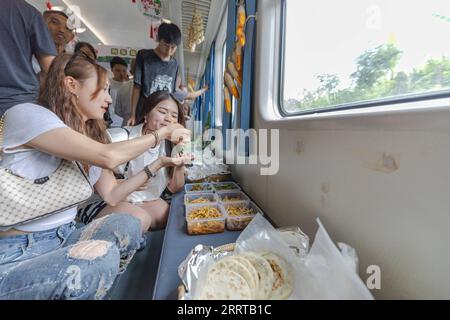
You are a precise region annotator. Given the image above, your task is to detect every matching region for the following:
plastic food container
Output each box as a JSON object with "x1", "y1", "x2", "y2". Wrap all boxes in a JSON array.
[
  {"x1": 215, "y1": 190, "x2": 250, "y2": 204},
  {"x1": 184, "y1": 193, "x2": 216, "y2": 205},
  {"x1": 184, "y1": 183, "x2": 213, "y2": 193},
  {"x1": 185, "y1": 203, "x2": 226, "y2": 235},
  {"x1": 223, "y1": 201, "x2": 263, "y2": 231},
  {"x1": 212, "y1": 182, "x2": 241, "y2": 192}
]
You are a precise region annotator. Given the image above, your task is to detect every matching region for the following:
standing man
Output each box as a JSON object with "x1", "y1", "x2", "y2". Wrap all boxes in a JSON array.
[
  {"x1": 115, "y1": 59, "x2": 137, "y2": 126},
  {"x1": 0, "y1": 0, "x2": 57, "y2": 117},
  {"x1": 127, "y1": 22, "x2": 182, "y2": 125},
  {"x1": 43, "y1": 7, "x2": 75, "y2": 54},
  {"x1": 108, "y1": 57, "x2": 130, "y2": 127}
]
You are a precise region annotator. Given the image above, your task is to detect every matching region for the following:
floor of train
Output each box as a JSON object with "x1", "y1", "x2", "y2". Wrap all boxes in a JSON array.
[{"x1": 111, "y1": 229, "x2": 165, "y2": 300}]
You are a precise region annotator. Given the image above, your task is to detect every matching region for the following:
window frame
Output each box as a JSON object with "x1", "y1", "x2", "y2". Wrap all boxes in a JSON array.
[
  {"x1": 214, "y1": 7, "x2": 228, "y2": 128},
  {"x1": 278, "y1": 0, "x2": 450, "y2": 118}
]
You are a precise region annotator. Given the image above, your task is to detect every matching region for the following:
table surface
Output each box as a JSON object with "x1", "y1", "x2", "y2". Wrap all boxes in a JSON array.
[{"x1": 152, "y1": 191, "x2": 242, "y2": 300}]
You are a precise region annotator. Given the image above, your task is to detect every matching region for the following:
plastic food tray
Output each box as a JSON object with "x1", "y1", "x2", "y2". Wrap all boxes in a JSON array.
[
  {"x1": 211, "y1": 182, "x2": 241, "y2": 192},
  {"x1": 223, "y1": 201, "x2": 263, "y2": 231},
  {"x1": 184, "y1": 182, "x2": 214, "y2": 193},
  {"x1": 185, "y1": 203, "x2": 226, "y2": 235},
  {"x1": 215, "y1": 190, "x2": 250, "y2": 204},
  {"x1": 184, "y1": 193, "x2": 217, "y2": 205}
]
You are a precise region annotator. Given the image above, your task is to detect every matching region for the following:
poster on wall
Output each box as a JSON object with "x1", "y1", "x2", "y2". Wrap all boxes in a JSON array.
[
  {"x1": 138, "y1": 0, "x2": 162, "y2": 20},
  {"x1": 95, "y1": 45, "x2": 145, "y2": 70}
]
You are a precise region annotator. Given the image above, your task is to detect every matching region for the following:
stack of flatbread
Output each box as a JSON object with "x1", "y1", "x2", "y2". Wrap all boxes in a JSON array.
[{"x1": 198, "y1": 252, "x2": 294, "y2": 300}]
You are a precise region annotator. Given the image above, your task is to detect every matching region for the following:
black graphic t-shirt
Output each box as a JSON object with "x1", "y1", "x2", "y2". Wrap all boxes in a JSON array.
[
  {"x1": 134, "y1": 50, "x2": 178, "y2": 98},
  {"x1": 134, "y1": 49, "x2": 178, "y2": 121},
  {"x1": 0, "y1": 0, "x2": 57, "y2": 116}
]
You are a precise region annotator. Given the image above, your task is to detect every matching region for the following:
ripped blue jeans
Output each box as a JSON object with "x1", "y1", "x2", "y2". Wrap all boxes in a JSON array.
[{"x1": 0, "y1": 214, "x2": 143, "y2": 300}]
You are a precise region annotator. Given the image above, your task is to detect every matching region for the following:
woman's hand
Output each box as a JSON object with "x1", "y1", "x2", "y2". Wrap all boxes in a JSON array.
[
  {"x1": 159, "y1": 154, "x2": 193, "y2": 168},
  {"x1": 157, "y1": 124, "x2": 191, "y2": 145}
]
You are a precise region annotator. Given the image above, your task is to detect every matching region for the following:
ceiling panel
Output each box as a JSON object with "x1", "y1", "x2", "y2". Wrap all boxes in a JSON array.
[
  {"x1": 26, "y1": 0, "x2": 224, "y2": 87},
  {"x1": 27, "y1": 0, "x2": 169, "y2": 48}
]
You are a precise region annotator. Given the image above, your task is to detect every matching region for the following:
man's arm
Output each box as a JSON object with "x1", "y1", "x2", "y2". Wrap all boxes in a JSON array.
[
  {"x1": 186, "y1": 86, "x2": 209, "y2": 100},
  {"x1": 37, "y1": 54, "x2": 54, "y2": 74},
  {"x1": 127, "y1": 85, "x2": 141, "y2": 126},
  {"x1": 128, "y1": 50, "x2": 144, "y2": 126}
]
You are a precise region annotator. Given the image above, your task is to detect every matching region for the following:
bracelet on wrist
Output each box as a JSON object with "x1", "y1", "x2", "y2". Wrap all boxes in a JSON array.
[
  {"x1": 148, "y1": 130, "x2": 160, "y2": 149},
  {"x1": 144, "y1": 165, "x2": 156, "y2": 179}
]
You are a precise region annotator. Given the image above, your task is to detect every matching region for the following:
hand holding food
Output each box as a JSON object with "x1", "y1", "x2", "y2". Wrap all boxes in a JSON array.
[
  {"x1": 159, "y1": 154, "x2": 193, "y2": 168},
  {"x1": 159, "y1": 123, "x2": 191, "y2": 145}
]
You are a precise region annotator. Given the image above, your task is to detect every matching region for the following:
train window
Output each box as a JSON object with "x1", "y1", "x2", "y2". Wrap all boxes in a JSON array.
[{"x1": 280, "y1": 0, "x2": 450, "y2": 116}]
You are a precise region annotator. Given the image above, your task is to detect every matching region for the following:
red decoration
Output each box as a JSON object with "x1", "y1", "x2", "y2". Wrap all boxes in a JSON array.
[
  {"x1": 149, "y1": 22, "x2": 160, "y2": 40},
  {"x1": 149, "y1": 25, "x2": 154, "y2": 39},
  {"x1": 46, "y1": 1, "x2": 53, "y2": 10}
]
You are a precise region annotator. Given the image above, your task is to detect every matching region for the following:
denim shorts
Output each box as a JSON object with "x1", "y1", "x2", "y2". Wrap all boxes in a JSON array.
[{"x1": 0, "y1": 213, "x2": 143, "y2": 300}]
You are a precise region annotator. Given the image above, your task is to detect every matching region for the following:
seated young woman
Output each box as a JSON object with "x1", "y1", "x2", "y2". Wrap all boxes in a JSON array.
[
  {"x1": 0, "y1": 52, "x2": 191, "y2": 300},
  {"x1": 79, "y1": 90, "x2": 189, "y2": 231}
]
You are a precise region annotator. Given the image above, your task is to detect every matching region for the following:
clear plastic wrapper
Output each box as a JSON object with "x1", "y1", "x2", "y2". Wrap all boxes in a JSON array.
[
  {"x1": 276, "y1": 225, "x2": 310, "y2": 257},
  {"x1": 185, "y1": 144, "x2": 231, "y2": 181},
  {"x1": 178, "y1": 244, "x2": 234, "y2": 300}
]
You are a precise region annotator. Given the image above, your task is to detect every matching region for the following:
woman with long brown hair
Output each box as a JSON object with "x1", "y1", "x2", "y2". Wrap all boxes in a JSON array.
[{"x1": 0, "y1": 52, "x2": 191, "y2": 300}]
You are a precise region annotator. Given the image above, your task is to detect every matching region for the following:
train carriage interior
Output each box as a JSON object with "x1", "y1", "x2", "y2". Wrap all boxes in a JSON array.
[{"x1": 1, "y1": 0, "x2": 450, "y2": 300}]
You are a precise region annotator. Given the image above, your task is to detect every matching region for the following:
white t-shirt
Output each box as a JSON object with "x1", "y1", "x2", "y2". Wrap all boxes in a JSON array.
[
  {"x1": 109, "y1": 79, "x2": 130, "y2": 127},
  {"x1": 109, "y1": 124, "x2": 169, "y2": 203},
  {"x1": 0, "y1": 103, "x2": 102, "y2": 232}
]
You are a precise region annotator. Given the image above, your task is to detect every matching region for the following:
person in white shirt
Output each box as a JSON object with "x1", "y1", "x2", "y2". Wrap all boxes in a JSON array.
[
  {"x1": 79, "y1": 90, "x2": 189, "y2": 229},
  {"x1": 0, "y1": 53, "x2": 191, "y2": 300},
  {"x1": 115, "y1": 59, "x2": 136, "y2": 126},
  {"x1": 108, "y1": 56, "x2": 130, "y2": 126}
]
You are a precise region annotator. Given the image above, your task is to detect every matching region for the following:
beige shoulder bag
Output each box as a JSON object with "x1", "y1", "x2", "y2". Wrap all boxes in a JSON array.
[{"x1": 0, "y1": 115, "x2": 94, "y2": 228}]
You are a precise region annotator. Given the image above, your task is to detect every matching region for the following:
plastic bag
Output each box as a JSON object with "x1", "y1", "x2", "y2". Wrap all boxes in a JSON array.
[
  {"x1": 235, "y1": 214, "x2": 303, "y2": 299},
  {"x1": 185, "y1": 144, "x2": 230, "y2": 181},
  {"x1": 277, "y1": 226, "x2": 310, "y2": 258},
  {"x1": 236, "y1": 215, "x2": 373, "y2": 300},
  {"x1": 180, "y1": 214, "x2": 373, "y2": 300},
  {"x1": 338, "y1": 242, "x2": 359, "y2": 274},
  {"x1": 298, "y1": 219, "x2": 373, "y2": 299}
]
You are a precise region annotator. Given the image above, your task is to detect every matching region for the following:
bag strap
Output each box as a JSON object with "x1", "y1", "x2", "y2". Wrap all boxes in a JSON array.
[
  {"x1": 0, "y1": 115, "x2": 4, "y2": 159},
  {"x1": 0, "y1": 116, "x2": 89, "y2": 185},
  {"x1": 121, "y1": 127, "x2": 131, "y2": 174}
]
